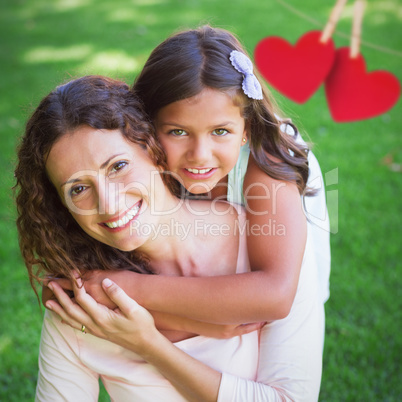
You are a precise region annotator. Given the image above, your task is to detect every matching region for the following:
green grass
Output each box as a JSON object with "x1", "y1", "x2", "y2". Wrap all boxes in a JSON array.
[{"x1": 1, "y1": 0, "x2": 401, "y2": 400}]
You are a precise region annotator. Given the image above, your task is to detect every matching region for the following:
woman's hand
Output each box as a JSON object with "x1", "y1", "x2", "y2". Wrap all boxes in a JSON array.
[
  {"x1": 45, "y1": 275, "x2": 157, "y2": 352},
  {"x1": 42, "y1": 270, "x2": 144, "y2": 310}
]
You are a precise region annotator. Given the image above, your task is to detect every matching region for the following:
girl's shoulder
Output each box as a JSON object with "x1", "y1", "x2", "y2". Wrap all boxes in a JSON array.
[
  {"x1": 244, "y1": 154, "x2": 292, "y2": 186},
  {"x1": 243, "y1": 155, "x2": 301, "y2": 213}
]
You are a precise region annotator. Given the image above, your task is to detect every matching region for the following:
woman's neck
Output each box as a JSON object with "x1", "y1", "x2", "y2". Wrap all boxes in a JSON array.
[
  {"x1": 137, "y1": 197, "x2": 240, "y2": 278},
  {"x1": 138, "y1": 203, "x2": 195, "y2": 276}
]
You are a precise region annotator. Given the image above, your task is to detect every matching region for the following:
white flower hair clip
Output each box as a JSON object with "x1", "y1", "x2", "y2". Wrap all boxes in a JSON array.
[{"x1": 229, "y1": 50, "x2": 263, "y2": 100}]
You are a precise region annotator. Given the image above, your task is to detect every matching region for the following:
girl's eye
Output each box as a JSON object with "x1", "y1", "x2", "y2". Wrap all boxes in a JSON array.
[
  {"x1": 170, "y1": 129, "x2": 187, "y2": 137},
  {"x1": 70, "y1": 185, "x2": 86, "y2": 196},
  {"x1": 212, "y1": 128, "x2": 228, "y2": 136},
  {"x1": 111, "y1": 161, "x2": 127, "y2": 172}
]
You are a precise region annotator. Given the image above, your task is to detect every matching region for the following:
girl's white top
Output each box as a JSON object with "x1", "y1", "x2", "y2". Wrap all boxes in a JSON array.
[{"x1": 227, "y1": 126, "x2": 331, "y2": 303}]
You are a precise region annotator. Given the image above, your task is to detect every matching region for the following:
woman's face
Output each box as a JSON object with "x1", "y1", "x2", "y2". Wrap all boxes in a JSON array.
[
  {"x1": 46, "y1": 126, "x2": 167, "y2": 252},
  {"x1": 154, "y1": 88, "x2": 248, "y2": 194}
]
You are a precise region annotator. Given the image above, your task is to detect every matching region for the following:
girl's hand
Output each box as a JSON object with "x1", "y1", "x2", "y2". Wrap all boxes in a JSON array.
[
  {"x1": 82, "y1": 270, "x2": 144, "y2": 309},
  {"x1": 156, "y1": 311, "x2": 264, "y2": 339},
  {"x1": 197, "y1": 322, "x2": 265, "y2": 339},
  {"x1": 45, "y1": 274, "x2": 157, "y2": 352},
  {"x1": 42, "y1": 284, "x2": 57, "y2": 306},
  {"x1": 43, "y1": 270, "x2": 143, "y2": 310},
  {"x1": 151, "y1": 311, "x2": 264, "y2": 340},
  {"x1": 42, "y1": 277, "x2": 74, "y2": 307}
]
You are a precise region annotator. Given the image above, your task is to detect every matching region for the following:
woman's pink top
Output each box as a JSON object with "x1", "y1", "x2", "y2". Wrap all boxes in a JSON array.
[{"x1": 35, "y1": 208, "x2": 324, "y2": 401}]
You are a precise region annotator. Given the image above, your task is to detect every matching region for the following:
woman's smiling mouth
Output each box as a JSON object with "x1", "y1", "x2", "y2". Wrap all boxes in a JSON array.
[{"x1": 100, "y1": 200, "x2": 142, "y2": 229}]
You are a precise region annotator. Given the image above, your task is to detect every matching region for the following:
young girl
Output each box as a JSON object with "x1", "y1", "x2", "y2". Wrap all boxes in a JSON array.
[
  {"x1": 71, "y1": 25, "x2": 330, "y2": 324},
  {"x1": 17, "y1": 75, "x2": 323, "y2": 401}
]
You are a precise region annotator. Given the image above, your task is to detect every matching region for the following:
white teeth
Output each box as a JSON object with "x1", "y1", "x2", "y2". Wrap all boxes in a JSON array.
[
  {"x1": 104, "y1": 204, "x2": 140, "y2": 229},
  {"x1": 122, "y1": 215, "x2": 130, "y2": 225},
  {"x1": 126, "y1": 207, "x2": 138, "y2": 217},
  {"x1": 187, "y1": 168, "x2": 212, "y2": 174}
]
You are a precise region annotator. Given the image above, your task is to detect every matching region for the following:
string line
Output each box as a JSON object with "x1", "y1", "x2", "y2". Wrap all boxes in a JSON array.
[{"x1": 274, "y1": 0, "x2": 402, "y2": 57}]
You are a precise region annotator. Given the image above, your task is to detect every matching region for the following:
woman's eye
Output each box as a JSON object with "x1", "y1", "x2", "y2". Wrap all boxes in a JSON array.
[
  {"x1": 212, "y1": 128, "x2": 228, "y2": 136},
  {"x1": 111, "y1": 161, "x2": 127, "y2": 172},
  {"x1": 170, "y1": 129, "x2": 187, "y2": 137},
  {"x1": 70, "y1": 185, "x2": 86, "y2": 196}
]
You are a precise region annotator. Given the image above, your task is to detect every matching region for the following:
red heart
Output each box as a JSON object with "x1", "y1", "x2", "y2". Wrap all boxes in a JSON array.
[
  {"x1": 254, "y1": 31, "x2": 335, "y2": 103},
  {"x1": 325, "y1": 47, "x2": 401, "y2": 122}
]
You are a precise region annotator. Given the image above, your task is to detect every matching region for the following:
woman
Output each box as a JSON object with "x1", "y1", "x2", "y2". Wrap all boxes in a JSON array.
[{"x1": 15, "y1": 75, "x2": 324, "y2": 401}]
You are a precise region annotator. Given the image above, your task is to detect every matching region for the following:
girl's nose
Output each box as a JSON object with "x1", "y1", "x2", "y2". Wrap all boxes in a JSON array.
[{"x1": 187, "y1": 136, "x2": 212, "y2": 164}]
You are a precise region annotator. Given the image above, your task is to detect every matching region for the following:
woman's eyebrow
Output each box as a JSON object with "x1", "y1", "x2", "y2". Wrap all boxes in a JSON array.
[
  {"x1": 60, "y1": 153, "x2": 125, "y2": 188},
  {"x1": 61, "y1": 177, "x2": 80, "y2": 188},
  {"x1": 99, "y1": 153, "x2": 125, "y2": 169}
]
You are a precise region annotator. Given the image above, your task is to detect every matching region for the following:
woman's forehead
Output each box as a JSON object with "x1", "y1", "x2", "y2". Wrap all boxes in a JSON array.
[{"x1": 45, "y1": 128, "x2": 133, "y2": 183}]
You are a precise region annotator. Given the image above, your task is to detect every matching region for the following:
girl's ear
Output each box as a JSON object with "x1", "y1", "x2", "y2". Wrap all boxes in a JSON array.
[{"x1": 242, "y1": 122, "x2": 250, "y2": 145}]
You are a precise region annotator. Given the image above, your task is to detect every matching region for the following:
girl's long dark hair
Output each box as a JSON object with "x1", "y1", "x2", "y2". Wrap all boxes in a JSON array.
[{"x1": 133, "y1": 25, "x2": 311, "y2": 195}]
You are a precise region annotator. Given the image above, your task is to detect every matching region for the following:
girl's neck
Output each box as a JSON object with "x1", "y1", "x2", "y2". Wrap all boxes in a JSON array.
[{"x1": 209, "y1": 175, "x2": 228, "y2": 200}]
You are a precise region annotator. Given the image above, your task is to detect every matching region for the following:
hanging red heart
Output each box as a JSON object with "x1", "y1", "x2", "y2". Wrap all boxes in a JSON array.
[
  {"x1": 325, "y1": 47, "x2": 401, "y2": 122},
  {"x1": 254, "y1": 30, "x2": 335, "y2": 103}
]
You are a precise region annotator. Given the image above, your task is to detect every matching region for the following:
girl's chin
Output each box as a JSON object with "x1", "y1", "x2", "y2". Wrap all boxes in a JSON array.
[{"x1": 183, "y1": 181, "x2": 216, "y2": 195}]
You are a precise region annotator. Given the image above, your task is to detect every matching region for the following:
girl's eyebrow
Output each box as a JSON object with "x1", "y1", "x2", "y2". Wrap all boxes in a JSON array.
[
  {"x1": 60, "y1": 153, "x2": 125, "y2": 188},
  {"x1": 212, "y1": 121, "x2": 236, "y2": 127},
  {"x1": 159, "y1": 121, "x2": 236, "y2": 128},
  {"x1": 156, "y1": 121, "x2": 186, "y2": 127}
]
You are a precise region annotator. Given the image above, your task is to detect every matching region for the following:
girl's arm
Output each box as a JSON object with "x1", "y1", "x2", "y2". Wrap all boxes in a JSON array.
[
  {"x1": 108, "y1": 159, "x2": 305, "y2": 324},
  {"x1": 42, "y1": 281, "x2": 262, "y2": 340},
  {"x1": 46, "y1": 279, "x2": 302, "y2": 402}
]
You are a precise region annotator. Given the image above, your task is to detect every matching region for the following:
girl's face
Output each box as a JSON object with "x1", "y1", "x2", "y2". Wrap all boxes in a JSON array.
[
  {"x1": 155, "y1": 88, "x2": 248, "y2": 194},
  {"x1": 46, "y1": 126, "x2": 167, "y2": 252}
]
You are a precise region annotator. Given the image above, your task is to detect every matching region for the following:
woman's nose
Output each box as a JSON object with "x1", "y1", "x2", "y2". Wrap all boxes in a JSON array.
[{"x1": 97, "y1": 177, "x2": 119, "y2": 215}]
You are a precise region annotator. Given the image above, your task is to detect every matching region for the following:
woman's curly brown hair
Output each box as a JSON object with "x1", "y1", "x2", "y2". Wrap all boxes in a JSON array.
[{"x1": 14, "y1": 75, "x2": 175, "y2": 297}]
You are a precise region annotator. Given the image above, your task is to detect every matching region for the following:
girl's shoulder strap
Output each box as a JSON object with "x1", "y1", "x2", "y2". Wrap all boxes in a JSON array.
[{"x1": 227, "y1": 143, "x2": 250, "y2": 206}]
